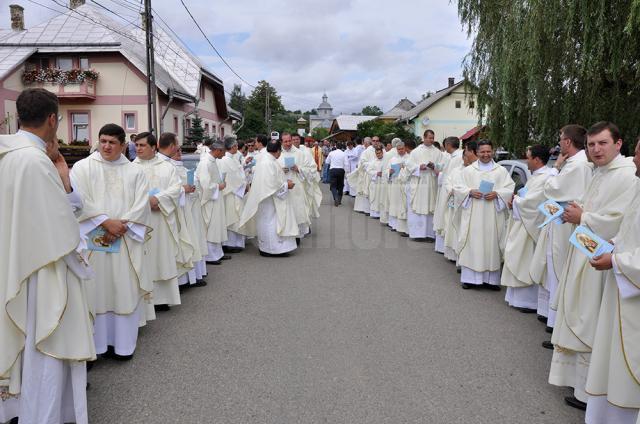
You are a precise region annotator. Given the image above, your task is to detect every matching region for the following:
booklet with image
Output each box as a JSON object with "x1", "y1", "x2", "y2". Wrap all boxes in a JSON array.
[
  {"x1": 149, "y1": 188, "x2": 160, "y2": 197},
  {"x1": 537, "y1": 199, "x2": 565, "y2": 228},
  {"x1": 186, "y1": 169, "x2": 195, "y2": 186},
  {"x1": 569, "y1": 225, "x2": 614, "y2": 259},
  {"x1": 390, "y1": 163, "x2": 401, "y2": 178},
  {"x1": 478, "y1": 180, "x2": 494, "y2": 194},
  {"x1": 87, "y1": 226, "x2": 121, "y2": 253},
  {"x1": 284, "y1": 156, "x2": 295, "y2": 168}
]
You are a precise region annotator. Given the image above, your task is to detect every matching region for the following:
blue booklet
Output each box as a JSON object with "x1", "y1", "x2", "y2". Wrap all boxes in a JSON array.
[
  {"x1": 186, "y1": 169, "x2": 195, "y2": 186},
  {"x1": 149, "y1": 188, "x2": 160, "y2": 197},
  {"x1": 569, "y1": 225, "x2": 614, "y2": 259},
  {"x1": 87, "y1": 226, "x2": 121, "y2": 253},
  {"x1": 517, "y1": 186, "x2": 528, "y2": 198},
  {"x1": 284, "y1": 156, "x2": 295, "y2": 168},
  {"x1": 537, "y1": 199, "x2": 564, "y2": 228},
  {"x1": 390, "y1": 163, "x2": 401, "y2": 178},
  {"x1": 478, "y1": 180, "x2": 494, "y2": 194}
]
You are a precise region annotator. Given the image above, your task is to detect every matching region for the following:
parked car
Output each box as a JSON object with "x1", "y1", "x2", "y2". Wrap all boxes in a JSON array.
[{"x1": 498, "y1": 159, "x2": 531, "y2": 194}]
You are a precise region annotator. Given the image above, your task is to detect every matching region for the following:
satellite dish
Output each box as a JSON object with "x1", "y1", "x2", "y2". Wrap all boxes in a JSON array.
[{"x1": 421, "y1": 116, "x2": 430, "y2": 126}]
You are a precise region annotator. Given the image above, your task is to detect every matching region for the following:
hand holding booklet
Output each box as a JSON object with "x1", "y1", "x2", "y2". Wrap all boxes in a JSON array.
[
  {"x1": 478, "y1": 180, "x2": 494, "y2": 194},
  {"x1": 149, "y1": 188, "x2": 160, "y2": 197},
  {"x1": 537, "y1": 199, "x2": 565, "y2": 228},
  {"x1": 284, "y1": 157, "x2": 295, "y2": 169},
  {"x1": 390, "y1": 163, "x2": 401, "y2": 178},
  {"x1": 569, "y1": 225, "x2": 614, "y2": 259},
  {"x1": 87, "y1": 226, "x2": 121, "y2": 253},
  {"x1": 186, "y1": 169, "x2": 195, "y2": 186}
]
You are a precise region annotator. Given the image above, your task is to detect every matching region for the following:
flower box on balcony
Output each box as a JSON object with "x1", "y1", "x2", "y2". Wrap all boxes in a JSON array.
[{"x1": 22, "y1": 68, "x2": 99, "y2": 99}]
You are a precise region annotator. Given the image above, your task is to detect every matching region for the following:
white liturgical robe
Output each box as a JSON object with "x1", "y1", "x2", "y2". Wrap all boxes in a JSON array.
[
  {"x1": 0, "y1": 133, "x2": 95, "y2": 424},
  {"x1": 134, "y1": 155, "x2": 182, "y2": 306},
  {"x1": 453, "y1": 160, "x2": 515, "y2": 285},
  {"x1": 501, "y1": 166, "x2": 555, "y2": 309},
  {"x1": 71, "y1": 151, "x2": 151, "y2": 356},
  {"x1": 367, "y1": 157, "x2": 385, "y2": 218},
  {"x1": 195, "y1": 153, "x2": 228, "y2": 261},
  {"x1": 529, "y1": 149, "x2": 593, "y2": 323},
  {"x1": 278, "y1": 146, "x2": 311, "y2": 237},
  {"x1": 585, "y1": 179, "x2": 640, "y2": 424},
  {"x1": 550, "y1": 154, "x2": 637, "y2": 403},
  {"x1": 378, "y1": 148, "x2": 397, "y2": 224},
  {"x1": 387, "y1": 153, "x2": 410, "y2": 233},
  {"x1": 433, "y1": 149, "x2": 463, "y2": 251},
  {"x1": 239, "y1": 152, "x2": 298, "y2": 254},
  {"x1": 219, "y1": 152, "x2": 247, "y2": 248},
  {"x1": 405, "y1": 144, "x2": 444, "y2": 238}
]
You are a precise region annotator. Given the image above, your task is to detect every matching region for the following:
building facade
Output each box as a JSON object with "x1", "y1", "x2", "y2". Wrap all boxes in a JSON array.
[{"x1": 308, "y1": 93, "x2": 335, "y2": 132}]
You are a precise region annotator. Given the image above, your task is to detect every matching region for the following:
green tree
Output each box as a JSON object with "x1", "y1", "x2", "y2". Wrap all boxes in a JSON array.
[
  {"x1": 458, "y1": 0, "x2": 640, "y2": 154},
  {"x1": 186, "y1": 115, "x2": 206, "y2": 145},
  {"x1": 229, "y1": 83, "x2": 246, "y2": 114},
  {"x1": 361, "y1": 105, "x2": 384, "y2": 116},
  {"x1": 312, "y1": 127, "x2": 330, "y2": 140},
  {"x1": 356, "y1": 120, "x2": 416, "y2": 142},
  {"x1": 236, "y1": 80, "x2": 285, "y2": 139}
]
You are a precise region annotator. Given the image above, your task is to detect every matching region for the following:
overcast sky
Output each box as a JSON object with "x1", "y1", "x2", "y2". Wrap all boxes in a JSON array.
[{"x1": 0, "y1": 0, "x2": 472, "y2": 113}]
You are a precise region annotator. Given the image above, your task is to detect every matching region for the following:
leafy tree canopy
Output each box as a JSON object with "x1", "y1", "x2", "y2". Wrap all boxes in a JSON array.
[{"x1": 361, "y1": 105, "x2": 384, "y2": 116}]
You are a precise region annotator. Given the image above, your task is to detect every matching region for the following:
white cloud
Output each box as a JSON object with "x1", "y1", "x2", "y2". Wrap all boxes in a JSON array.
[{"x1": 0, "y1": 0, "x2": 472, "y2": 112}]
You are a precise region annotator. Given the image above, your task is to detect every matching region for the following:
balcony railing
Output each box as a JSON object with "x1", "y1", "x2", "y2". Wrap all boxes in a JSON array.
[{"x1": 22, "y1": 68, "x2": 99, "y2": 100}]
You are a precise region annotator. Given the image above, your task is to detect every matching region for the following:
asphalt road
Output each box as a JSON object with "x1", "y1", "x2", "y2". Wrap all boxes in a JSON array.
[{"x1": 87, "y1": 186, "x2": 585, "y2": 424}]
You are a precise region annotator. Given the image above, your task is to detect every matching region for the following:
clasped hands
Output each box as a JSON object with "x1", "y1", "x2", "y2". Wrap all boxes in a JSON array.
[
  {"x1": 183, "y1": 184, "x2": 196, "y2": 194},
  {"x1": 469, "y1": 190, "x2": 498, "y2": 201},
  {"x1": 561, "y1": 201, "x2": 582, "y2": 224},
  {"x1": 287, "y1": 179, "x2": 295, "y2": 189},
  {"x1": 101, "y1": 218, "x2": 128, "y2": 243}
]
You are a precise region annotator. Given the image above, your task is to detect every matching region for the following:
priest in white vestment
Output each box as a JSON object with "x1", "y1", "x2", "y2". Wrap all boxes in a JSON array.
[
  {"x1": 405, "y1": 129, "x2": 444, "y2": 240},
  {"x1": 344, "y1": 141, "x2": 360, "y2": 196},
  {"x1": 387, "y1": 141, "x2": 410, "y2": 235},
  {"x1": 433, "y1": 137, "x2": 463, "y2": 252},
  {"x1": 239, "y1": 140, "x2": 298, "y2": 256},
  {"x1": 366, "y1": 147, "x2": 386, "y2": 219},
  {"x1": 529, "y1": 125, "x2": 593, "y2": 328},
  {"x1": 1, "y1": 89, "x2": 95, "y2": 424},
  {"x1": 196, "y1": 142, "x2": 229, "y2": 265},
  {"x1": 219, "y1": 138, "x2": 248, "y2": 252},
  {"x1": 549, "y1": 122, "x2": 638, "y2": 409},
  {"x1": 444, "y1": 145, "x2": 476, "y2": 262},
  {"x1": 294, "y1": 136, "x2": 323, "y2": 220},
  {"x1": 453, "y1": 140, "x2": 515, "y2": 289},
  {"x1": 348, "y1": 138, "x2": 375, "y2": 214},
  {"x1": 585, "y1": 140, "x2": 640, "y2": 424},
  {"x1": 501, "y1": 145, "x2": 555, "y2": 311},
  {"x1": 71, "y1": 124, "x2": 152, "y2": 360},
  {"x1": 378, "y1": 144, "x2": 398, "y2": 224},
  {"x1": 133, "y1": 133, "x2": 183, "y2": 310},
  {"x1": 279, "y1": 134, "x2": 312, "y2": 238}
]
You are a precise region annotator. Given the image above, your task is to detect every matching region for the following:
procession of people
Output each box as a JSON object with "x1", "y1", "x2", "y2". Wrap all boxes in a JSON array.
[
  {"x1": 2, "y1": 87, "x2": 640, "y2": 424},
  {"x1": 342, "y1": 124, "x2": 640, "y2": 424},
  {"x1": 0, "y1": 89, "x2": 323, "y2": 424}
]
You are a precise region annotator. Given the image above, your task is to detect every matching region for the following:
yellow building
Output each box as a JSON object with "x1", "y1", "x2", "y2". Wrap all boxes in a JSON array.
[
  {"x1": 0, "y1": 2, "x2": 239, "y2": 144},
  {"x1": 398, "y1": 78, "x2": 480, "y2": 141}
]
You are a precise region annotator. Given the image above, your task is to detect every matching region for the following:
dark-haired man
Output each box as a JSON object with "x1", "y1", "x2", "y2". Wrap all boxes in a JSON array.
[
  {"x1": 71, "y1": 123, "x2": 151, "y2": 360},
  {"x1": 501, "y1": 145, "x2": 555, "y2": 312},
  {"x1": 1, "y1": 88, "x2": 96, "y2": 424},
  {"x1": 530, "y1": 125, "x2": 593, "y2": 331},
  {"x1": 453, "y1": 140, "x2": 515, "y2": 290},
  {"x1": 133, "y1": 133, "x2": 183, "y2": 311},
  {"x1": 239, "y1": 140, "x2": 298, "y2": 256},
  {"x1": 549, "y1": 122, "x2": 637, "y2": 410}
]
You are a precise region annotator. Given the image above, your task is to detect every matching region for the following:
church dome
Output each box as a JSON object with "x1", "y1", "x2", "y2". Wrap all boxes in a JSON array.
[{"x1": 317, "y1": 93, "x2": 332, "y2": 110}]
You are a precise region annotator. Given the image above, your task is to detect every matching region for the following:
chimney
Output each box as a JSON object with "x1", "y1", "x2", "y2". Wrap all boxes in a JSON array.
[
  {"x1": 9, "y1": 4, "x2": 24, "y2": 31},
  {"x1": 448, "y1": 77, "x2": 455, "y2": 88},
  {"x1": 70, "y1": 0, "x2": 85, "y2": 9}
]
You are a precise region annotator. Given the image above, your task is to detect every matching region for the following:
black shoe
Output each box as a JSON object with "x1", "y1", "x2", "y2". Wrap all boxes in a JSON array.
[
  {"x1": 462, "y1": 283, "x2": 473, "y2": 290},
  {"x1": 113, "y1": 353, "x2": 134, "y2": 361},
  {"x1": 542, "y1": 340, "x2": 554, "y2": 350},
  {"x1": 10, "y1": 417, "x2": 19, "y2": 424},
  {"x1": 334, "y1": 200, "x2": 339, "y2": 206},
  {"x1": 537, "y1": 315, "x2": 548, "y2": 324},
  {"x1": 400, "y1": 233, "x2": 409, "y2": 237},
  {"x1": 207, "y1": 260, "x2": 222, "y2": 265},
  {"x1": 517, "y1": 307, "x2": 537, "y2": 314},
  {"x1": 296, "y1": 238, "x2": 301, "y2": 246},
  {"x1": 223, "y1": 246, "x2": 243, "y2": 254},
  {"x1": 425, "y1": 237, "x2": 435, "y2": 243},
  {"x1": 546, "y1": 326, "x2": 553, "y2": 334},
  {"x1": 259, "y1": 250, "x2": 290, "y2": 258},
  {"x1": 193, "y1": 279, "x2": 207, "y2": 287},
  {"x1": 87, "y1": 361, "x2": 95, "y2": 372},
  {"x1": 178, "y1": 284, "x2": 191, "y2": 293},
  {"x1": 486, "y1": 284, "x2": 501, "y2": 291},
  {"x1": 154, "y1": 304, "x2": 170, "y2": 312},
  {"x1": 564, "y1": 396, "x2": 587, "y2": 411},
  {"x1": 221, "y1": 255, "x2": 231, "y2": 260},
  {"x1": 456, "y1": 267, "x2": 462, "y2": 274}
]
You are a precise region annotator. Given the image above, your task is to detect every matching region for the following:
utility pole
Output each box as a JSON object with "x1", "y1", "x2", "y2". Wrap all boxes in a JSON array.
[{"x1": 144, "y1": 0, "x2": 158, "y2": 134}]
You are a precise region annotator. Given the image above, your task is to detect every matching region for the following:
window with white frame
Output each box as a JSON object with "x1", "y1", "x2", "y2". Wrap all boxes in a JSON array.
[
  {"x1": 57, "y1": 57, "x2": 73, "y2": 71},
  {"x1": 124, "y1": 113, "x2": 136, "y2": 131},
  {"x1": 71, "y1": 112, "x2": 89, "y2": 142}
]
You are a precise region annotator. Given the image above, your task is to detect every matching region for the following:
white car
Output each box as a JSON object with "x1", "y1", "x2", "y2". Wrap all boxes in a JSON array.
[
  {"x1": 270, "y1": 131, "x2": 280, "y2": 141},
  {"x1": 498, "y1": 160, "x2": 531, "y2": 194}
]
